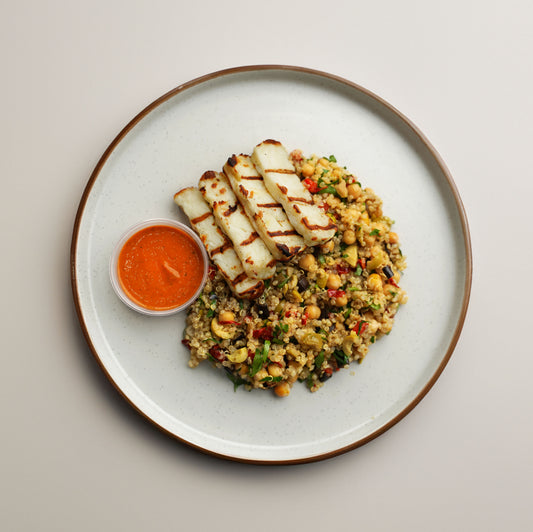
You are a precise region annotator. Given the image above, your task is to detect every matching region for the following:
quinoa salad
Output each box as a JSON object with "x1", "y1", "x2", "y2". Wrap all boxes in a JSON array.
[{"x1": 180, "y1": 149, "x2": 407, "y2": 397}]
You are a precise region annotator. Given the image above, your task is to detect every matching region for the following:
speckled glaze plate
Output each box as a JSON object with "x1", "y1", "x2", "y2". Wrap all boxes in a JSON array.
[{"x1": 71, "y1": 65, "x2": 472, "y2": 464}]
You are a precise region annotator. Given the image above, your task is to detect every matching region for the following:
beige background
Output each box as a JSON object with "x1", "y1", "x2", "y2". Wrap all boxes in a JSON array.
[{"x1": 2, "y1": 1, "x2": 532, "y2": 530}]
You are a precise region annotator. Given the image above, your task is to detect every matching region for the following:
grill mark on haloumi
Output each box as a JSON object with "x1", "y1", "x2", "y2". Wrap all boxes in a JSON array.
[
  {"x1": 223, "y1": 154, "x2": 305, "y2": 261},
  {"x1": 173, "y1": 187, "x2": 263, "y2": 299},
  {"x1": 251, "y1": 140, "x2": 337, "y2": 246},
  {"x1": 240, "y1": 232, "x2": 259, "y2": 246},
  {"x1": 223, "y1": 204, "x2": 238, "y2": 217},
  {"x1": 211, "y1": 240, "x2": 233, "y2": 256},
  {"x1": 191, "y1": 211, "x2": 212, "y2": 224},
  {"x1": 199, "y1": 171, "x2": 275, "y2": 280},
  {"x1": 268, "y1": 229, "x2": 299, "y2": 237},
  {"x1": 287, "y1": 196, "x2": 312, "y2": 204},
  {"x1": 264, "y1": 168, "x2": 296, "y2": 174}
]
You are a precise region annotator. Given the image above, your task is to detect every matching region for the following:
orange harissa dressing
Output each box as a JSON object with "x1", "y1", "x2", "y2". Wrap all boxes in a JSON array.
[{"x1": 117, "y1": 225, "x2": 204, "y2": 311}]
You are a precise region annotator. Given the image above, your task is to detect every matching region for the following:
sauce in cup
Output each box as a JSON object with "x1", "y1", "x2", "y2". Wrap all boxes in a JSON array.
[{"x1": 110, "y1": 220, "x2": 208, "y2": 315}]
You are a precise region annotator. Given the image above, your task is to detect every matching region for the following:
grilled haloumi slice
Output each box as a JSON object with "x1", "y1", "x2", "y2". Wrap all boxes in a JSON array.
[
  {"x1": 199, "y1": 171, "x2": 276, "y2": 280},
  {"x1": 173, "y1": 187, "x2": 264, "y2": 299},
  {"x1": 251, "y1": 140, "x2": 337, "y2": 246},
  {"x1": 223, "y1": 154, "x2": 305, "y2": 261}
]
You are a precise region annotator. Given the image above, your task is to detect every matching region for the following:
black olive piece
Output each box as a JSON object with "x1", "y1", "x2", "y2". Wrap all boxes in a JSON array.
[
  {"x1": 256, "y1": 304, "x2": 269, "y2": 319},
  {"x1": 297, "y1": 276, "x2": 310, "y2": 292},
  {"x1": 383, "y1": 265, "x2": 394, "y2": 279},
  {"x1": 319, "y1": 372, "x2": 332, "y2": 382},
  {"x1": 320, "y1": 306, "x2": 331, "y2": 320}
]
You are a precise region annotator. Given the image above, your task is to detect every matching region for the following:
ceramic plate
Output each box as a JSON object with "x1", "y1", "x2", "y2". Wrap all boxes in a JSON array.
[{"x1": 71, "y1": 65, "x2": 471, "y2": 463}]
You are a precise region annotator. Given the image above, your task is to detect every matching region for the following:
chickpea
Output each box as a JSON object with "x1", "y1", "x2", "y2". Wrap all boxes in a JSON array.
[
  {"x1": 301, "y1": 162, "x2": 315, "y2": 177},
  {"x1": 367, "y1": 273, "x2": 383, "y2": 292},
  {"x1": 342, "y1": 229, "x2": 356, "y2": 245},
  {"x1": 326, "y1": 273, "x2": 342, "y2": 290},
  {"x1": 305, "y1": 304, "x2": 321, "y2": 320},
  {"x1": 335, "y1": 180, "x2": 348, "y2": 198},
  {"x1": 218, "y1": 310, "x2": 236, "y2": 323},
  {"x1": 334, "y1": 294, "x2": 348, "y2": 307},
  {"x1": 268, "y1": 363, "x2": 283, "y2": 378},
  {"x1": 255, "y1": 368, "x2": 269, "y2": 381},
  {"x1": 388, "y1": 231, "x2": 399, "y2": 244},
  {"x1": 274, "y1": 382, "x2": 291, "y2": 397},
  {"x1": 299, "y1": 253, "x2": 316, "y2": 271},
  {"x1": 320, "y1": 240, "x2": 335, "y2": 254},
  {"x1": 347, "y1": 183, "x2": 362, "y2": 200}
]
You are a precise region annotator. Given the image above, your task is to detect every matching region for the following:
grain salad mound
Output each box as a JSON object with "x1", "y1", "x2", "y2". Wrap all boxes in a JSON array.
[{"x1": 181, "y1": 150, "x2": 407, "y2": 397}]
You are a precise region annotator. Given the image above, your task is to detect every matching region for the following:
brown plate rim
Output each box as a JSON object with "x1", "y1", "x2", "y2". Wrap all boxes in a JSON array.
[{"x1": 70, "y1": 64, "x2": 473, "y2": 465}]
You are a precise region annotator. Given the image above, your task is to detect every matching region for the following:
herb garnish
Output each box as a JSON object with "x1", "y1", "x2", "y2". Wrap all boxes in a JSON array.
[
  {"x1": 249, "y1": 340, "x2": 271, "y2": 377},
  {"x1": 224, "y1": 369, "x2": 247, "y2": 391},
  {"x1": 333, "y1": 349, "x2": 350, "y2": 366},
  {"x1": 315, "y1": 351, "x2": 325, "y2": 369}
]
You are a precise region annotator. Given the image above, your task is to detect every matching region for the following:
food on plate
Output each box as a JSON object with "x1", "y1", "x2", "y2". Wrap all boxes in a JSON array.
[
  {"x1": 173, "y1": 187, "x2": 264, "y2": 299},
  {"x1": 116, "y1": 224, "x2": 205, "y2": 311},
  {"x1": 179, "y1": 142, "x2": 407, "y2": 397},
  {"x1": 223, "y1": 154, "x2": 306, "y2": 261},
  {"x1": 199, "y1": 171, "x2": 276, "y2": 280},
  {"x1": 251, "y1": 140, "x2": 337, "y2": 246}
]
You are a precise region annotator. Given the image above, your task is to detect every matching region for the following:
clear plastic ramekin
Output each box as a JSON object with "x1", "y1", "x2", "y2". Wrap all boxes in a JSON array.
[{"x1": 109, "y1": 218, "x2": 208, "y2": 316}]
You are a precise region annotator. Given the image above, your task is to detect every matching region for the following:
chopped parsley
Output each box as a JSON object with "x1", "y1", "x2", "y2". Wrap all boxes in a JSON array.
[
  {"x1": 260, "y1": 375, "x2": 282, "y2": 383},
  {"x1": 328, "y1": 155, "x2": 337, "y2": 163},
  {"x1": 225, "y1": 370, "x2": 247, "y2": 391},
  {"x1": 277, "y1": 275, "x2": 290, "y2": 288},
  {"x1": 318, "y1": 184, "x2": 337, "y2": 195},
  {"x1": 249, "y1": 340, "x2": 271, "y2": 377},
  {"x1": 315, "y1": 351, "x2": 325, "y2": 369},
  {"x1": 272, "y1": 323, "x2": 288, "y2": 344},
  {"x1": 333, "y1": 349, "x2": 350, "y2": 366},
  {"x1": 369, "y1": 229, "x2": 380, "y2": 236}
]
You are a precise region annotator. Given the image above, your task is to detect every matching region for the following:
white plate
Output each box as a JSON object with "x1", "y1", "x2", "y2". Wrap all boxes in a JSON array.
[{"x1": 71, "y1": 65, "x2": 472, "y2": 463}]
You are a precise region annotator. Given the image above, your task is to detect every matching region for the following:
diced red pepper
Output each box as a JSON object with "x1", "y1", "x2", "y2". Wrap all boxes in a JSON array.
[
  {"x1": 352, "y1": 321, "x2": 368, "y2": 335},
  {"x1": 209, "y1": 345, "x2": 225, "y2": 361},
  {"x1": 327, "y1": 289, "x2": 346, "y2": 299},
  {"x1": 181, "y1": 339, "x2": 191, "y2": 349},
  {"x1": 388, "y1": 278, "x2": 399, "y2": 288},
  {"x1": 208, "y1": 264, "x2": 217, "y2": 279},
  {"x1": 357, "y1": 258, "x2": 366, "y2": 269},
  {"x1": 218, "y1": 320, "x2": 241, "y2": 325},
  {"x1": 302, "y1": 178, "x2": 320, "y2": 193},
  {"x1": 336, "y1": 265, "x2": 350, "y2": 275},
  {"x1": 252, "y1": 327, "x2": 273, "y2": 340},
  {"x1": 302, "y1": 312, "x2": 309, "y2": 325}
]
